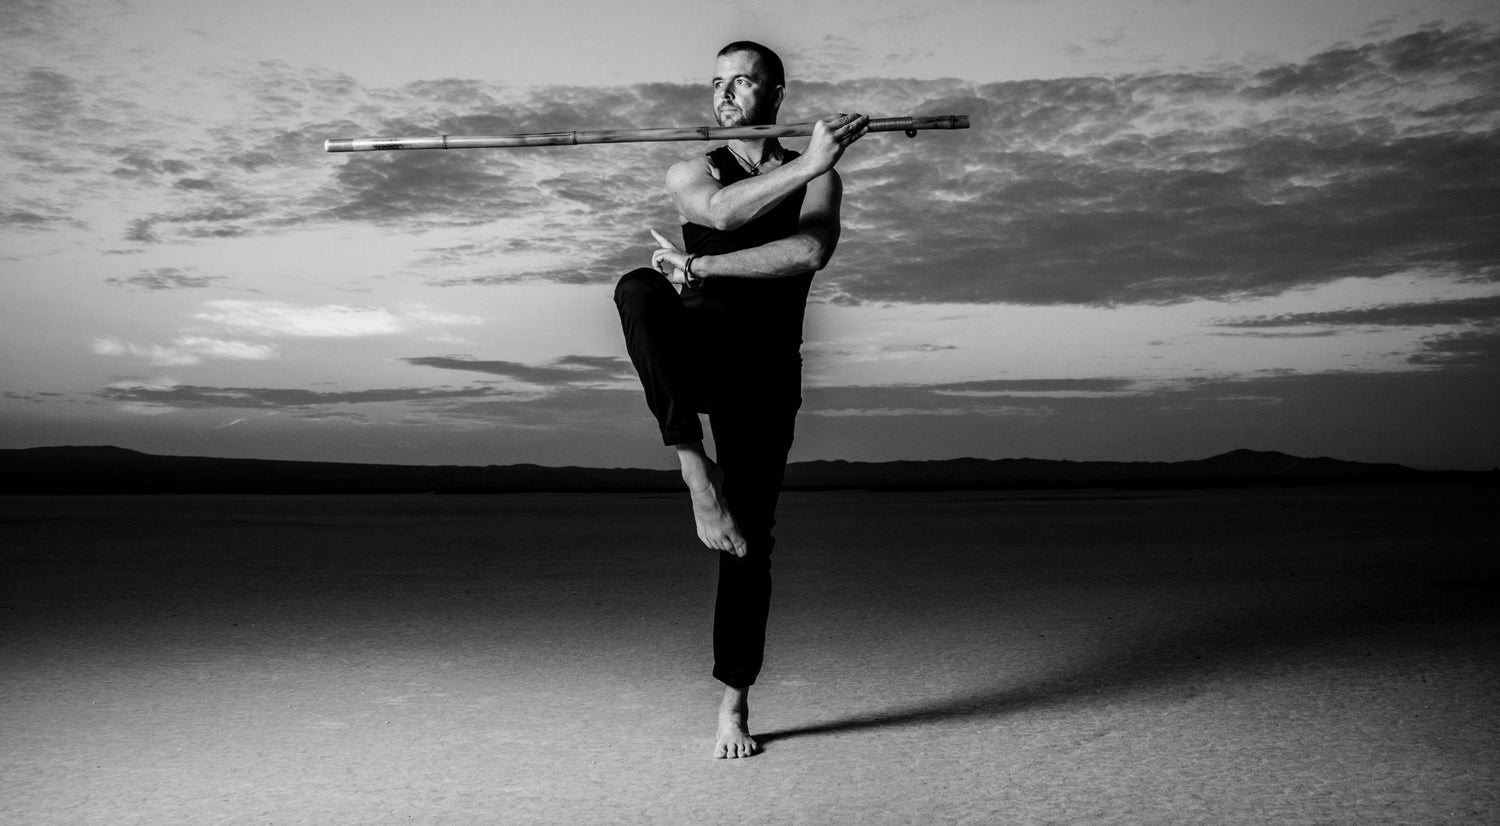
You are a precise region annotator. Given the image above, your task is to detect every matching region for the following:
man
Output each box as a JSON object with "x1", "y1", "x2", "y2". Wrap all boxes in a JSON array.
[{"x1": 614, "y1": 41, "x2": 868, "y2": 759}]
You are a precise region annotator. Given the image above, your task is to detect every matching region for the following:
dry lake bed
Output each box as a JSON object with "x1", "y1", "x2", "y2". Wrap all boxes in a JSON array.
[{"x1": 2, "y1": 485, "x2": 1496, "y2": 824}]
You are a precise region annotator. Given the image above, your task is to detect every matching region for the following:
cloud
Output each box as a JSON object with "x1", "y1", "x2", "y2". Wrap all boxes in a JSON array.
[
  {"x1": 92, "y1": 336, "x2": 279, "y2": 366},
  {"x1": 933, "y1": 378, "x2": 1142, "y2": 398},
  {"x1": 403, "y1": 354, "x2": 636, "y2": 387},
  {"x1": 1209, "y1": 329, "x2": 1344, "y2": 340},
  {"x1": 1215, "y1": 295, "x2": 1500, "y2": 328},
  {"x1": 118, "y1": 402, "x2": 181, "y2": 416},
  {"x1": 189, "y1": 300, "x2": 481, "y2": 338},
  {"x1": 828, "y1": 26, "x2": 1500, "y2": 306},
  {"x1": 7, "y1": 68, "x2": 77, "y2": 133},
  {"x1": 0, "y1": 208, "x2": 53, "y2": 229},
  {"x1": 97, "y1": 382, "x2": 507, "y2": 410},
  {"x1": 304, "y1": 25, "x2": 1500, "y2": 306},
  {"x1": 392, "y1": 385, "x2": 649, "y2": 436},
  {"x1": 1408, "y1": 327, "x2": 1500, "y2": 369},
  {"x1": 787, "y1": 34, "x2": 870, "y2": 80},
  {"x1": 1209, "y1": 293, "x2": 1500, "y2": 368},
  {"x1": 92, "y1": 350, "x2": 637, "y2": 413},
  {"x1": 0, "y1": 0, "x2": 64, "y2": 41},
  {"x1": 806, "y1": 404, "x2": 1052, "y2": 419},
  {"x1": 192, "y1": 301, "x2": 405, "y2": 337},
  {"x1": 802, "y1": 377, "x2": 1148, "y2": 418},
  {"x1": 797, "y1": 364, "x2": 1487, "y2": 427},
  {"x1": 4, "y1": 19, "x2": 1496, "y2": 311},
  {"x1": 105, "y1": 267, "x2": 225, "y2": 290}
]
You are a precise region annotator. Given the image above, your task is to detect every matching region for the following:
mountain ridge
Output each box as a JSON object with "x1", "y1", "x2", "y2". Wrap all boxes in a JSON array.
[{"x1": 2, "y1": 445, "x2": 1485, "y2": 495}]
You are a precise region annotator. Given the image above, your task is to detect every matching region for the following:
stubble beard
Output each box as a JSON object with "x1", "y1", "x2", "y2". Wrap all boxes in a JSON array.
[{"x1": 716, "y1": 101, "x2": 771, "y2": 128}]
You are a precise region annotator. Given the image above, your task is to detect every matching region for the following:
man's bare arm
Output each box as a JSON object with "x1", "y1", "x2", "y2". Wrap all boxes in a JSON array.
[
  {"x1": 669, "y1": 114, "x2": 866, "y2": 232},
  {"x1": 650, "y1": 170, "x2": 842, "y2": 280},
  {"x1": 691, "y1": 171, "x2": 842, "y2": 279}
]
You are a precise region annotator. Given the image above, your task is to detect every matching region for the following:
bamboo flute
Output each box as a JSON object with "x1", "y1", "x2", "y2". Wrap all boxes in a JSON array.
[{"x1": 325, "y1": 115, "x2": 968, "y2": 153}]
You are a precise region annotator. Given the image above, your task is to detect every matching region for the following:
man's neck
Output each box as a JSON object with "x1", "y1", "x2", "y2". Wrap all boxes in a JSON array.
[{"x1": 729, "y1": 137, "x2": 780, "y2": 164}]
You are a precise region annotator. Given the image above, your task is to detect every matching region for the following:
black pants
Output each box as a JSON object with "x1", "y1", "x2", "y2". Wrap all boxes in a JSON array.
[{"x1": 614, "y1": 268, "x2": 803, "y2": 688}]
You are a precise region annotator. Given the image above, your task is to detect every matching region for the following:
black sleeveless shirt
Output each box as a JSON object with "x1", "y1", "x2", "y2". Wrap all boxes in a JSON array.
[{"x1": 680, "y1": 146, "x2": 814, "y2": 350}]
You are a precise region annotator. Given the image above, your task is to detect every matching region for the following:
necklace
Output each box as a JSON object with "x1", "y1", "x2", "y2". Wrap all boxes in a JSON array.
[{"x1": 726, "y1": 142, "x2": 779, "y2": 176}]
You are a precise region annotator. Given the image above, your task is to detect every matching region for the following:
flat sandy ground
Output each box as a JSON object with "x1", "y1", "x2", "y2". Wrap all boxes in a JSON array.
[{"x1": 2, "y1": 485, "x2": 1496, "y2": 824}]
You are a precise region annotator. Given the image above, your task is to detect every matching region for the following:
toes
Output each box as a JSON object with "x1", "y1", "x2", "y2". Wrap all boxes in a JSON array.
[{"x1": 715, "y1": 738, "x2": 756, "y2": 758}]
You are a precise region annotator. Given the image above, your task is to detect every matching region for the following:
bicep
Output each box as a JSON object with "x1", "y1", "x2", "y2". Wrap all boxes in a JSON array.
[{"x1": 666, "y1": 159, "x2": 722, "y2": 226}]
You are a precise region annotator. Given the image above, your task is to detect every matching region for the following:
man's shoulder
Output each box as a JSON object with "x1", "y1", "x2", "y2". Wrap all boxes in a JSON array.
[
  {"x1": 671, "y1": 151, "x2": 719, "y2": 170},
  {"x1": 667, "y1": 152, "x2": 720, "y2": 185}
]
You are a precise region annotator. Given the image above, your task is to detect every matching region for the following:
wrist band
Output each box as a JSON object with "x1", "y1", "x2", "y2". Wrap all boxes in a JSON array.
[{"x1": 684, "y1": 254, "x2": 702, "y2": 288}]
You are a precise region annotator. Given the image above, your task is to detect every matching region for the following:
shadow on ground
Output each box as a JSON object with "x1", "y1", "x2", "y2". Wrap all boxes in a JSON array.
[{"x1": 757, "y1": 573, "x2": 1497, "y2": 745}]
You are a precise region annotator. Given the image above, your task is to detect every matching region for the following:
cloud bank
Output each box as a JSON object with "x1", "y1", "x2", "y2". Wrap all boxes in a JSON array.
[{"x1": 5, "y1": 21, "x2": 1496, "y2": 312}]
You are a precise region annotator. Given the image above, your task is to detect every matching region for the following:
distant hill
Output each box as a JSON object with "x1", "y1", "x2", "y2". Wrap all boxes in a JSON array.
[
  {"x1": 0, "y1": 446, "x2": 1485, "y2": 495},
  {"x1": 784, "y1": 448, "x2": 1432, "y2": 491}
]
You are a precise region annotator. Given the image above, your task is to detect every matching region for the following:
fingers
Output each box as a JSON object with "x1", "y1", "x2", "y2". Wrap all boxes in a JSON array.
[
  {"x1": 840, "y1": 113, "x2": 868, "y2": 143},
  {"x1": 649, "y1": 228, "x2": 678, "y2": 250},
  {"x1": 649, "y1": 230, "x2": 684, "y2": 276},
  {"x1": 651, "y1": 251, "x2": 679, "y2": 281},
  {"x1": 849, "y1": 113, "x2": 869, "y2": 140},
  {"x1": 823, "y1": 113, "x2": 868, "y2": 145}
]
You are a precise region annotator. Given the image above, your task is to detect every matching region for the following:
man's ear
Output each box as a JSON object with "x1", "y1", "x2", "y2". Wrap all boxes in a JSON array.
[{"x1": 773, "y1": 85, "x2": 785, "y2": 109}]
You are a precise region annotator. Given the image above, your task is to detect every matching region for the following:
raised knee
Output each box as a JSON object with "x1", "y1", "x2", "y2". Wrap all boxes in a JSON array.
[{"x1": 614, "y1": 268, "x2": 663, "y2": 307}]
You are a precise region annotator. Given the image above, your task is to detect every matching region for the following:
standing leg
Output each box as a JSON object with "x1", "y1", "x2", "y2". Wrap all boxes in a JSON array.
[
  {"x1": 709, "y1": 371, "x2": 798, "y2": 688},
  {"x1": 706, "y1": 353, "x2": 801, "y2": 759}
]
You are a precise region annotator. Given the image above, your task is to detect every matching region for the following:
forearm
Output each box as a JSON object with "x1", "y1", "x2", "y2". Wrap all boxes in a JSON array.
[
  {"x1": 692, "y1": 232, "x2": 830, "y2": 280},
  {"x1": 694, "y1": 156, "x2": 824, "y2": 231}
]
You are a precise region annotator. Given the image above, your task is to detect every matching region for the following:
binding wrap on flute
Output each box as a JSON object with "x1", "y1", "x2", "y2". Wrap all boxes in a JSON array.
[{"x1": 325, "y1": 115, "x2": 969, "y2": 153}]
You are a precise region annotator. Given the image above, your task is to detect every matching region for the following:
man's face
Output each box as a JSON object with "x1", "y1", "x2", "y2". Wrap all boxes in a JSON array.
[{"x1": 712, "y1": 50, "x2": 782, "y2": 127}]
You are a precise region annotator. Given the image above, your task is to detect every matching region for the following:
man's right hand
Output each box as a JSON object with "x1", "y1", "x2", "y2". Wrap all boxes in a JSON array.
[{"x1": 804, "y1": 113, "x2": 869, "y2": 175}]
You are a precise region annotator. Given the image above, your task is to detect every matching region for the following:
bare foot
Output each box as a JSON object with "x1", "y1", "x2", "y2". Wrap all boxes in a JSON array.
[
  {"x1": 677, "y1": 445, "x2": 748, "y2": 557},
  {"x1": 714, "y1": 686, "x2": 760, "y2": 759}
]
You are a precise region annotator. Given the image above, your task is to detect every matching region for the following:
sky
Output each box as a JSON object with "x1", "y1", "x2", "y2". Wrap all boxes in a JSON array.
[{"x1": 2, "y1": 0, "x2": 1498, "y2": 471}]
